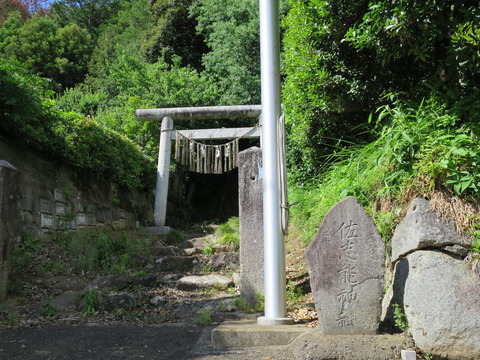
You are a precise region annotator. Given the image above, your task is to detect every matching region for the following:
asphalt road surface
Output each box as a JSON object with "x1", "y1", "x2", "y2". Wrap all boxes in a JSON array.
[
  {"x1": 0, "y1": 323, "x2": 295, "y2": 360},
  {"x1": 0, "y1": 323, "x2": 205, "y2": 360}
]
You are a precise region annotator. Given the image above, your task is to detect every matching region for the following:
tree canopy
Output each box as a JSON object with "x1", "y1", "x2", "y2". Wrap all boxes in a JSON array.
[
  {"x1": 1, "y1": 0, "x2": 480, "y2": 221},
  {"x1": 283, "y1": 0, "x2": 480, "y2": 182}
]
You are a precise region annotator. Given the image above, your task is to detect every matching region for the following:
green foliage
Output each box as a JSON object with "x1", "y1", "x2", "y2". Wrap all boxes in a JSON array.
[
  {"x1": 234, "y1": 292, "x2": 264, "y2": 313},
  {"x1": 10, "y1": 232, "x2": 42, "y2": 275},
  {"x1": 53, "y1": 113, "x2": 154, "y2": 188},
  {"x1": 283, "y1": 0, "x2": 375, "y2": 181},
  {"x1": 163, "y1": 228, "x2": 186, "y2": 245},
  {"x1": 392, "y1": 303, "x2": 407, "y2": 333},
  {"x1": 283, "y1": 0, "x2": 480, "y2": 182},
  {"x1": 87, "y1": 0, "x2": 151, "y2": 84},
  {"x1": 345, "y1": 1, "x2": 480, "y2": 96},
  {"x1": 141, "y1": 0, "x2": 207, "y2": 68},
  {"x1": 0, "y1": 58, "x2": 53, "y2": 145},
  {"x1": 81, "y1": 53, "x2": 221, "y2": 159},
  {"x1": 0, "y1": 60, "x2": 154, "y2": 187},
  {"x1": 202, "y1": 241, "x2": 214, "y2": 255},
  {"x1": 61, "y1": 229, "x2": 151, "y2": 274},
  {"x1": 0, "y1": 311, "x2": 21, "y2": 327},
  {"x1": 215, "y1": 217, "x2": 240, "y2": 250},
  {"x1": 51, "y1": 0, "x2": 121, "y2": 38},
  {"x1": 0, "y1": 1, "x2": 28, "y2": 26},
  {"x1": 374, "y1": 211, "x2": 396, "y2": 249},
  {"x1": 289, "y1": 96, "x2": 479, "y2": 245},
  {"x1": 52, "y1": 23, "x2": 92, "y2": 88},
  {"x1": 191, "y1": 0, "x2": 261, "y2": 105},
  {"x1": 76, "y1": 289, "x2": 100, "y2": 316},
  {"x1": 3, "y1": 14, "x2": 92, "y2": 88},
  {"x1": 194, "y1": 307, "x2": 213, "y2": 326},
  {"x1": 471, "y1": 238, "x2": 480, "y2": 256},
  {"x1": 0, "y1": 11, "x2": 25, "y2": 51},
  {"x1": 286, "y1": 280, "x2": 305, "y2": 310},
  {"x1": 3, "y1": 13, "x2": 59, "y2": 76},
  {"x1": 35, "y1": 260, "x2": 67, "y2": 276},
  {"x1": 39, "y1": 303, "x2": 59, "y2": 317}
]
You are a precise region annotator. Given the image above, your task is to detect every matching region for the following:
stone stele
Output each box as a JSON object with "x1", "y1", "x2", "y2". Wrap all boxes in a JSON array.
[
  {"x1": 305, "y1": 196, "x2": 385, "y2": 335},
  {"x1": 0, "y1": 160, "x2": 21, "y2": 302},
  {"x1": 238, "y1": 147, "x2": 264, "y2": 305}
]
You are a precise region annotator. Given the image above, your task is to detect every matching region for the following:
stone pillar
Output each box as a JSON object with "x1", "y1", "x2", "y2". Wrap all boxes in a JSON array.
[
  {"x1": 149, "y1": 116, "x2": 173, "y2": 235},
  {"x1": 0, "y1": 160, "x2": 21, "y2": 302},
  {"x1": 239, "y1": 147, "x2": 264, "y2": 305}
]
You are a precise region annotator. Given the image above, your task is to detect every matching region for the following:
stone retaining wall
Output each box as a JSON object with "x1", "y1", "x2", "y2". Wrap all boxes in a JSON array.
[{"x1": 0, "y1": 136, "x2": 153, "y2": 240}]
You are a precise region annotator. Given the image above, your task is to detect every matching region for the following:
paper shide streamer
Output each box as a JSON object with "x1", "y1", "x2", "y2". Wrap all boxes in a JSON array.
[{"x1": 175, "y1": 132, "x2": 239, "y2": 174}]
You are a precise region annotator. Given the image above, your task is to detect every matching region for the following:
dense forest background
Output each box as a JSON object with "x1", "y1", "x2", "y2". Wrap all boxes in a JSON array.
[{"x1": 1, "y1": 0, "x2": 480, "y2": 242}]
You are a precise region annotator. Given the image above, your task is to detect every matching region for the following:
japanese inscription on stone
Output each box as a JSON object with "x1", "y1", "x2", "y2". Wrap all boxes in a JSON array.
[
  {"x1": 305, "y1": 196, "x2": 385, "y2": 335},
  {"x1": 336, "y1": 220, "x2": 359, "y2": 328}
]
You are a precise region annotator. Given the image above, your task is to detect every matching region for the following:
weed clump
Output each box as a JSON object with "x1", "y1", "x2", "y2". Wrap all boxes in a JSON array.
[
  {"x1": 194, "y1": 307, "x2": 213, "y2": 326},
  {"x1": 76, "y1": 289, "x2": 100, "y2": 316},
  {"x1": 235, "y1": 292, "x2": 264, "y2": 313},
  {"x1": 39, "y1": 303, "x2": 59, "y2": 317},
  {"x1": 392, "y1": 303, "x2": 408, "y2": 333},
  {"x1": 60, "y1": 229, "x2": 152, "y2": 274},
  {"x1": 215, "y1": 217, "x2": 240, "y2": 251}
]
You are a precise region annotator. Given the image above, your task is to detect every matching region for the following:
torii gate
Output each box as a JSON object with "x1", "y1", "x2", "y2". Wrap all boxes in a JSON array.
[{"x1": 136, "y1": 105, "x2": 263, "y2": 231}]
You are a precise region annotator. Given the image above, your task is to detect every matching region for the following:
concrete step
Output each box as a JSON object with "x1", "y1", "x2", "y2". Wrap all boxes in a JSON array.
[
  {"x1": 209, "y1": 320, "x2": 413, "y2": 360},
  {"x1": 211, "y1": 320, "x2": 313, "y2": 349}
]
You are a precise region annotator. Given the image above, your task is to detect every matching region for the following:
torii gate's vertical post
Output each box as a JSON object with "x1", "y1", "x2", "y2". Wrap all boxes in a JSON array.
[
  {"x1": 257, "y1": 0, "x2": 293, "y2": 325},
  {"x1": 154, "y1": 116, "x2": 173, "y2": 231}
]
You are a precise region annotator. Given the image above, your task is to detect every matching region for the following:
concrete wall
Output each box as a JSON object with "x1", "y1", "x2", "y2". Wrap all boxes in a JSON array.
[{"x1": 0, "y1": 136, "x2": 154, "y2": 240}]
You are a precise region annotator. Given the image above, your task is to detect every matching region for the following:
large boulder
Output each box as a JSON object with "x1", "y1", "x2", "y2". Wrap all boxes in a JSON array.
[
  {"x1": 392, "y1": 250, "x2": 480, "y2": 359},
  {"x1": 391, "y1": 198, "x2": 470, "y2": 262}
]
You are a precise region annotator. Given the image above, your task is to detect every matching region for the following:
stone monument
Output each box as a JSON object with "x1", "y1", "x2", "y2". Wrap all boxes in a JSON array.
[
  {"x1": 305, "y1": 196, "x2": 385, "y2": 335},
  {"x1": 238, "y1": 147, "x2": 264, "y2": 305},
  {"x1": 0, "y1": 160, "x2": 21, "y2": 302}
]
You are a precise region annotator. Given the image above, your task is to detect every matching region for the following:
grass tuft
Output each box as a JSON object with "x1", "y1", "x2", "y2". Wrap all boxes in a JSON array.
[{"x1": 215, "y1": 217, "x2": 240, "y2": 251}]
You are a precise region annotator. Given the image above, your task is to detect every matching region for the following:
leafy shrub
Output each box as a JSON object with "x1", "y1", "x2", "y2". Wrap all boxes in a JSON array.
[
  {"x1": 0, "y1": 58, "x2": 55, "y2": 146},
  {"x1": 289, "y1": 96, "x2": 480, "y2": 245},
  {"x1": 53, "y1": 113, "x2": 155, "y2": 188},
  {"x1": 55, "y1": 86, "x2": 107, "y2": 116},
  {"x1": 0, "y1": 59, "x2": 155, "y2": 188},
  {"x1": 472, "y1": 238, "x2": 480, "y2": 255},
  {"x1": 10, "y1": 232, "x2": 42, "y2": 275},
  {"x1": 0, "y1": 311, "x2": 21, "y2": 326},
  {"x1": 202, "y1": 241, "x2": 214, "y2": 255},
  {"x1": 61, "y1": 229, "x2": 151, "y2": 274},
  {"x1": 215, "y1": 217, "x2": 240, "y2": 250},
  {"x1": 283, "y1": 1, "x2": 480, "y2": 182}
]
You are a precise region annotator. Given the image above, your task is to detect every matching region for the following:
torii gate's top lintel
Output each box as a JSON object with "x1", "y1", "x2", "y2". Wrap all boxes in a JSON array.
[{"x1": 136, "y1": 105, "x2": 262, "y2": 121}]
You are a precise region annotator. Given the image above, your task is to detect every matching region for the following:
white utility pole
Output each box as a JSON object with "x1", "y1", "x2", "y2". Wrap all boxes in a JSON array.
[{"x1": 257, "y1": 0, "x2": 293, "y2": 325}]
